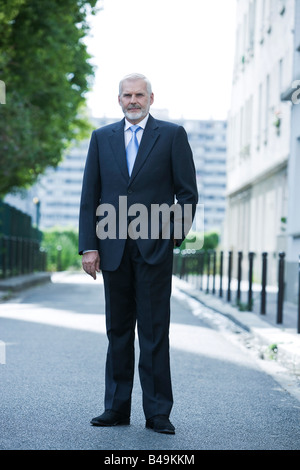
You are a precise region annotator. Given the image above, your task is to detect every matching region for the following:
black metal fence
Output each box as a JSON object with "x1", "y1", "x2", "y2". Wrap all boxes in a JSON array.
[
  {"x1": 0, "y1": 201, "x2": 46, "y2": 279},
  {"x1": 173, "y1": 249, "x2": 300, "y2": 334},
  {"x1": 0, "y1": 236, "x2": 47, "y2": 278}
]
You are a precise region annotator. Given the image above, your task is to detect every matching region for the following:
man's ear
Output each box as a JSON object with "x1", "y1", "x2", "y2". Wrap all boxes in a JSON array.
[{"x1": 150, "y1": 93, "x2": 154, "y2": 105}]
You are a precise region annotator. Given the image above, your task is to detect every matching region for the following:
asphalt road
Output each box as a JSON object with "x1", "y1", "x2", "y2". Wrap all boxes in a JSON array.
[{"x1": 0, "y1": 272, "x2": 299, "y2": 451}]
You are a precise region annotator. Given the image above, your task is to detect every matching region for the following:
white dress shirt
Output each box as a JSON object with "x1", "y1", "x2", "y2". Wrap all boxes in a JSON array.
[{"x1": 124, "y1": 113, "x2": 149, "y2": 146}]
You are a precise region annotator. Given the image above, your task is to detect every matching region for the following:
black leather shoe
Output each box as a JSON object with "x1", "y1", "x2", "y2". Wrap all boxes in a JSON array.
[
  {"x1": 146, "y1": 415, "x2": 175, "y2": 434},
  {"x1": 90, "y1": 410, "x2": 130, "y2": 427}
]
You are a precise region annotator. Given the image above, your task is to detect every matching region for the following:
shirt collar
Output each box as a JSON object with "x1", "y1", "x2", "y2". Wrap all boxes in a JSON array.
[{"x1": 124, "y1": 113, "x2": 149, "y2": 131}]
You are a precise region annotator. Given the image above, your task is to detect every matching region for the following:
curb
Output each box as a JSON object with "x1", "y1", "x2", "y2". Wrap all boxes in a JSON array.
[{"x1": 0, "y1": 272, "x2": 51, "y2": 295}]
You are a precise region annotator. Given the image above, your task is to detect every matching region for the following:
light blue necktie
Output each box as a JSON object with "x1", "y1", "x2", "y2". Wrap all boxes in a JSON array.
[{"x1": 126, "y1": 125, "x2": 141, "y2": 176}]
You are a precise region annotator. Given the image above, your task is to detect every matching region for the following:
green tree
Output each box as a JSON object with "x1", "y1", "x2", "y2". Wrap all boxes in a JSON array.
[{"x1": 0, "y1": 0, "x2": 97, "y2": 196}]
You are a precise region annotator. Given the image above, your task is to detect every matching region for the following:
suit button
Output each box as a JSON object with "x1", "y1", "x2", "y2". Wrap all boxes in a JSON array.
[{"x1": 127, "y1": 189, "x2": 133, "y2": 194}]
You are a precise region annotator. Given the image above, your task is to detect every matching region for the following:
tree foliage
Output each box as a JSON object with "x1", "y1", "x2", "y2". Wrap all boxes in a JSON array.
[{"x1": 0, "y1": 0, "x2": 97, "y2": 196}]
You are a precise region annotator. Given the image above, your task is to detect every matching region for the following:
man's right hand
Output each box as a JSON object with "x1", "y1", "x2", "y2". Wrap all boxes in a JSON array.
[{"x1": 82, "y1": 251, "x2": 100, "y2": 280}]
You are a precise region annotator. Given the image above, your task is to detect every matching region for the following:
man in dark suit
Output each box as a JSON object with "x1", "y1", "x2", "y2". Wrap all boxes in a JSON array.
[{"x1": 79, "y1": 73, "x2": 198, "y2": 434}]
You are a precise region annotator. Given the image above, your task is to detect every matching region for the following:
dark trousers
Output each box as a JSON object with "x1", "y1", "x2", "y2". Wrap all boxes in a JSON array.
[{"x1": 102, "y1": 238, "x2": 174, "y2": 419}]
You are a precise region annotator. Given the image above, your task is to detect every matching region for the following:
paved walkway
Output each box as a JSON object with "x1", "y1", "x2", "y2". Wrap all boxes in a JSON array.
[
  {"x1": 0, "y1": 271, "x2": 300, "y2": 451},
  {"x1": 1, "y1": 271, "x2": 300, "y2": 373}
]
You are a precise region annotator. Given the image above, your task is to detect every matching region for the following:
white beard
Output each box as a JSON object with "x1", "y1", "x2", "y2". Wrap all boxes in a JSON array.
[{"x1": 125, "y1": 109, "x2": 144, "y2": 121}]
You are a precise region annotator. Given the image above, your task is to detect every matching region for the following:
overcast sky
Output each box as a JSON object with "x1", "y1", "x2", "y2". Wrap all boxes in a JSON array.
[{"x1": 85, "y1": 0, "x2": 237, "y2": 120}]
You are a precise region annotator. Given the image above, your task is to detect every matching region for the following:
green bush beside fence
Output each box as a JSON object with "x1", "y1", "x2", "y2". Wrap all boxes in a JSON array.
[{"x1": 41, "y1": 227, "x2": 80, "y2": 272}]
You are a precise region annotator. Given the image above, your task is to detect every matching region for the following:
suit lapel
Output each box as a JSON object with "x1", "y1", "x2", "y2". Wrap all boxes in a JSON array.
[
  {"x1": 130, "y1": 114, "x2": 159, "y2": 183},
  {"x1": 108, "y1": 119, "x2": 129, "y2": 181}
]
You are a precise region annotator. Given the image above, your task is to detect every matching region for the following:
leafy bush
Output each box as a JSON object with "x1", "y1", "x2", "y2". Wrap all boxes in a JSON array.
[
  {"x1": 179, "y1": 231, "x2": 219, "y2": 252},
  {"x1": 41, "y1": 227, "x2": 80, "y2": 271}
]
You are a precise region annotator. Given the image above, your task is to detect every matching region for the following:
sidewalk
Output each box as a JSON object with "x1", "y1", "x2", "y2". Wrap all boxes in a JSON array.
[
  {"x1": 0, "y1": 272, "x2": 51, "y2": 296},
  {"x1": 173, "y1": 274, "x2": 300, "y2": 376}
]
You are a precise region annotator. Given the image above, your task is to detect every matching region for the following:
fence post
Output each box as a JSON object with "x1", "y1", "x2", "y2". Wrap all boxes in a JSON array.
[
  {"x1": 297, "y1": 255, "x2": 300, "y2": 333},
  {"x1": 8, "y1": 237, "x2": 13, "y2": 276},
  {"x1": 43, "y1": 249, "x2": 47, "y2": 272},
  {"x1": 179, "y1": 251, "x2": 185, "y2": 279},
  {"x1": 0, "y1": 237, "x2": 4, "y2": 278},
  {"x1": 260, "y1": 252, "x2": 267, "y2": 315},
  {"x1": 199, "y1": 251, "x2": 203, "y2": 290},
  {"x1": 16, "y1": 237, "x2": 21, "y2": 275},
  {"x1": 248, "y1": 252, "x2": 254, "y2": 311},
  {"x1": 21, "y1": 238, "x2": 26, "y2": 274},
  {"x1": 212, "y1": 250, "x2": 216, "y2": 294},
  {"x1": 196, "y1": 251, "x2": 201, "y2": 289},
  {"x1": 219, "y1": 250, "x2": 223, "y2": 297},
  {"x1": 276, "y1": 252, "x2": 285, "y2": 324},
  {"x1": 3, "y1": 237, "x2": 7, "y2": 278},
  {"x1": 206, "y1": 250, "x2": 211, "y2": 294},
  {"x1": 227, "y1": 251, "x2": 232, "y2": 302},
  {"x1": 28, "y1": 239, "x2": 32, "y2": 272},
  {"x1": 237, "y1": 251, "x2": 243, "y2": 304},
  {"x1": 172, "y1": 250, "x2": 178, "y2": 275},
  {"x1": 10, "y1": 237, "x2": 14, "y2": 276}
]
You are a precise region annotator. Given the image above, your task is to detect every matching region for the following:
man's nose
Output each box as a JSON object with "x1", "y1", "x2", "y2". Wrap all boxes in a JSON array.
[{"x1": 130, "y1": 94, "x2": 137, "y2": 103}]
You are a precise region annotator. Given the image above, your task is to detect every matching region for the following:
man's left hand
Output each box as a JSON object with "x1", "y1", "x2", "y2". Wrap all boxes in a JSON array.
[{"x1": 82, "y1": 251, "x2": 100, "y2": 280}]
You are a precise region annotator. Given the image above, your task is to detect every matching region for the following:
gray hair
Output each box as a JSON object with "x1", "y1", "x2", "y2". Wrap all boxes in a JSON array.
[{"x1": 119, "y1": 73, "x2": 152, "y2": 95}]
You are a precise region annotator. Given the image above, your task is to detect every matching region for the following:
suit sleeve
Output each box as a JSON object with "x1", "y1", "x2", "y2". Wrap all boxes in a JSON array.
[
  {"x1": 78, "y1": 131, "x2": 101, "y2": 254},
  {"x1": 171, "y1": 126, "x2": 198, "y2": 246}
]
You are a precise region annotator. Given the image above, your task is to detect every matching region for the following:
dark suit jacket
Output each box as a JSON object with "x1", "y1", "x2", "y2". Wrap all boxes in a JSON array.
[{"x1": 78, "y1": 114, "x2": 198, "y2": 271}]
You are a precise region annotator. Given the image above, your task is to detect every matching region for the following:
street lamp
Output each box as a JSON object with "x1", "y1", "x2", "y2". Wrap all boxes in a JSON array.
[
  {"x1": 56, "y1": 245, "x2": 62, "y2": 271},
  {"x1": 33, "y1": 197, "x2": 41, "y2": 228}
]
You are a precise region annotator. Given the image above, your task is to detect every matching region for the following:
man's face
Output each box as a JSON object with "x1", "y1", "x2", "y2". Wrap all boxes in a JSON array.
[{"x1": 118, "y1": 79, "x2": 154, "y2": 124}]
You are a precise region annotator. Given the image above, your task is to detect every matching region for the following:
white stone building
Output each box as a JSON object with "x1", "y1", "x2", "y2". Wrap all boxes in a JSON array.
[{"x1": 224, "y1": 0, "x2": 300, "y2": 301}]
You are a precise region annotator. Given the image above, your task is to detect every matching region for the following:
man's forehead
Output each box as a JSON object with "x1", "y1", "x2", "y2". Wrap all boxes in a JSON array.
[{"x1": 121, "y1": 79, "x2": 148, "y2": 93}]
